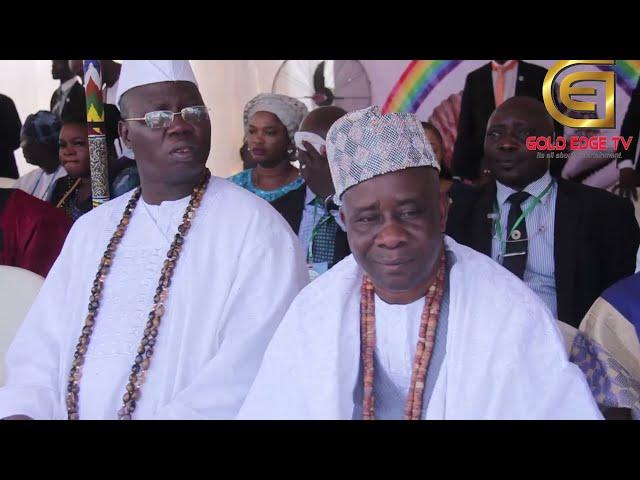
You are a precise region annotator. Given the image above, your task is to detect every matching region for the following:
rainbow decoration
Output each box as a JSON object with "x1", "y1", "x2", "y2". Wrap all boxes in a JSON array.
[
  {"x1": 598, "y1": 60, "x2": 640, "y2": 96},
  {"x1": 382, "y1": 60, "x2": 462, "y2": 114},
  {"x1": 383, "y1": 60, "x2": 640, "y2": 117}
]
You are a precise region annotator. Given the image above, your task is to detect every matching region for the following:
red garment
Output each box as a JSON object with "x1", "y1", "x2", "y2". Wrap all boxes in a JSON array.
[{"x1": 0, "y1": 189, "x2": 72, "y2": 277}]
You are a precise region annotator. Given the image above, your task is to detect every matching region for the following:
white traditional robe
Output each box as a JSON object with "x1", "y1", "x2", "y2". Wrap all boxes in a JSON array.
[
  {"x1": 0, "y1": 177, "x2": 309, "y2": 419},
  {"x1": 237, "y1": 237, "x2": 603, "y2": 420},
  {"x1": 12, "y1": 165, "x2": 67, "y2": 201}
]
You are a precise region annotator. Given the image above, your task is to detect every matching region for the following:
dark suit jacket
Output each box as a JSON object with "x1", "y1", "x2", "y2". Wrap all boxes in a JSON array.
[
  {"x1": 0, "y1": 93, "x2": 21, "y2": 179},
  {"x1": 617, "y1": 78, "x2": 640, "y2": 173},
  {"x1": 446, "y1": 178, "x2": 640, "y2": 327},
  {"x1": 451, "y1": 61, "x2": 562, "y2": 181},
  {"x1": 50, "y1": 81, "x2": 86, "y2": 120},
  {"x1": 270, "y1": 183, "x2": 350, "y2": 267}
]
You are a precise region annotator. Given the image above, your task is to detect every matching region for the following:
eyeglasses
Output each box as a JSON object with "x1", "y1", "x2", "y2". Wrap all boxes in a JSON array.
[{"x1": 123, "y1": 106, "x2": 210, "y2": 129}]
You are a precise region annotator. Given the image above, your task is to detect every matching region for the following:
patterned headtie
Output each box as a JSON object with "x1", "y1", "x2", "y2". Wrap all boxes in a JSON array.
[
  {"x1": 326, "y1": 106, "x2": 439, "y2": 205},
  {"x1": 492, "y1": 60, "x2": 518, "y2": 107},
  {"x1": 244, "y1": 93, "x2": 309, "y2": 143},
  {"x1": 21, "y1": 110, "x2": 62, "y2": 145}
]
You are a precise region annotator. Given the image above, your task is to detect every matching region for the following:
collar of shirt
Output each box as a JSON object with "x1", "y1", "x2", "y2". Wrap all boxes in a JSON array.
[
  {"x1": 491, "y1": 60, "x2": 519, "y2": 71},
  {"x1": 140, "y1": 194, "x2": 192, "y2": 242},
  {"x1": 306, "y1": 186, "x2": 345, "y2": 230},
  {"x1": 103, "y1": 79, "x2": 119, "y2": 106},
  {"x1": 496, "y1": 170, "x2": 555, "y2": 208},
  {"x1": 305, "y1": 185, "x2": 317, "y2": 206},
  {"x1": 60, "y1": 77, "x2": 79, "y2": 93}
]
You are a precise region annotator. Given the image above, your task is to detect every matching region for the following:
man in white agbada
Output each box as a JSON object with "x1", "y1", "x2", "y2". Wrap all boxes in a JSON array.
[
  {"x1": 238, "y1": 106, "x2": 603, "y2": 420},
  {"x1": 13, "y1": 111, "x2": 67, "y2": 201},
  {"x1": 0, "y1": 60, "x2": 308, "y2": 420}
]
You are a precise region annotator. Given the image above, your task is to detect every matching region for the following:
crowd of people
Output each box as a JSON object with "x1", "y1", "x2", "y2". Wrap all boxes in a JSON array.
[{"x1": 0, "y1": 59, "x2": 639, "y2": 420}]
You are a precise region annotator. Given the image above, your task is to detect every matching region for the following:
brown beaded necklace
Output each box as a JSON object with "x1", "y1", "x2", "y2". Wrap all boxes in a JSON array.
[
  {"x1": 66, "y1": 168, "x2": 211, "y2": 420},
  {"x1": 360, "y1": 247, "x2": 446, "y2": 420}
]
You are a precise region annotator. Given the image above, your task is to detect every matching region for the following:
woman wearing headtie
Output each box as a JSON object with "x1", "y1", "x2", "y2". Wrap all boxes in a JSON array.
[
  {"x1": 229, "y1": 93, "x2": 307, "y2": 202},
  {"x1": 50, "y1": 112, "x2": 93, "y2": 221}
]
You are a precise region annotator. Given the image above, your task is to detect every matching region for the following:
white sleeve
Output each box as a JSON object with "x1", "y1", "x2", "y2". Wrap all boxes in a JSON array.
[
  {"x1": 618, "y1": 159, "x2": 635, "y2": 170},
  {"x1": 474, "y1": 305, "x2": 603, "y2": 420},
  {"x1": 618, "y1": 159, "x2": 634, "y2": 170},
  {"x1": 149, "y1": 222, "x2": 309, "y2": 420},
  {"x1": 235, "y1": 297, "x2": 310, "y2": 420},
  {"x1": 11, "y1": 173, "x2": 31, "y2": 194},
  {"x1": 443, "y1": 256, "x2": 604, "y2": 420}
]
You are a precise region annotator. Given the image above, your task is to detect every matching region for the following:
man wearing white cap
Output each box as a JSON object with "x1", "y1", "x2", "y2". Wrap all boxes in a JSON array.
[
  {"x1": 0, "y1": 60, "x2": 308, "y2": 420},
  {"x1": 238, "y1": 106, "x2": 602, "y2": 420}
]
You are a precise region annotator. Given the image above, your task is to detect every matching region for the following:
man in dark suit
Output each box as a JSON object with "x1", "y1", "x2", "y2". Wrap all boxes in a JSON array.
[
  {"x1": 271, "y1": 106, "x2": 350, "y2": 278},
  {"x1": 614, "y1": 77, "x2": 640, "y2": 201},
  {"x1": 50, "y1": 60, "x2": 85, "y2": 120},
  {"x1": 0, "y1": 93, "x2": 21, "y2": 179},
  {"x1": 452, "y1": 60, "x2": 561, "y2": 182},
  {"x1": 447, "y1": 96, "x2": 639, "y2": 327}
]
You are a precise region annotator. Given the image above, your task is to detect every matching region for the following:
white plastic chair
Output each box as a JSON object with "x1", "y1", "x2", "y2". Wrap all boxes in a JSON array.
[
  {"x1": 0, "y1": 177, "x2": 15, "y2": 189},
  {"x1": 0, "y1": 266, "x2": 44, "y2": 386}
]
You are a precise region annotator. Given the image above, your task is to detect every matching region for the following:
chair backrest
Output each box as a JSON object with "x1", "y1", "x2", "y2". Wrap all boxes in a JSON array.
[
  {"x1": 581, "y1": 296, "x2": 640, "y2": 381},
  {"x1": 0, "y1": 266, "x2": 44, "y2": 386},
  {"x1": 563, "y1": 316, "x2": 640, "y2": 419},
  {"x1": 556, "y1": 320, "x2": 578, "y2": 356},
  {"x1": 0, "y1": 177, "x2": 15, "y2": 189}
]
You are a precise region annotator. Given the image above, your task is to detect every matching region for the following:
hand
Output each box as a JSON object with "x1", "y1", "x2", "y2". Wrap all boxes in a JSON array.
[
  {"x1": 475, "y1": 169, "x2": 494, "y2": 187},
  {"x1": 298, "y1": 141, "x2": 334, "y2": 201},
  {"x1": 612, "y1": 168, "x2": 639, "y2": 201}
]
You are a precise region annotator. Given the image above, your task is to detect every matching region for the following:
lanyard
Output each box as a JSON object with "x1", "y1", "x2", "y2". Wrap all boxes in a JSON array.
[{"x1": 493, "y1": 180, "x2": 553, "y2": 253}]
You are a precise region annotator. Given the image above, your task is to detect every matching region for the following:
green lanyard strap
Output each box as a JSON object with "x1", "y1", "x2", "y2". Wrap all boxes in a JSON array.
[{"x1": 494, "y1": 180, "x2": 553, "y2": 253}]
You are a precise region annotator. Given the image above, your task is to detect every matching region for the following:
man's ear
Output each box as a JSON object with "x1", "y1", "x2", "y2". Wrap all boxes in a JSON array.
[
  {"x1": 118, "y1": 120, "x2": 132, "y2": 149},
  {"x1": 439, "y1": 188, "x2": 451, "y2": 232}
]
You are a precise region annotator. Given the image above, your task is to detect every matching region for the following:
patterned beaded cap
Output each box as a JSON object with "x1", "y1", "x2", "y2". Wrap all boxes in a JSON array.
[{"x1": 326, "y1": 106, "x2": 439, "y2": 205}]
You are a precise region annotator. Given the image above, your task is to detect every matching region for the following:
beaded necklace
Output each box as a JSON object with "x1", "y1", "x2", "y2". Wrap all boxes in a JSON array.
[
  {"x1": 65, "y1": 169, "x2": 211, "y2": 420},
  {"x1": 359, "y1": 247, "x2": 446, "y2": 420}
]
